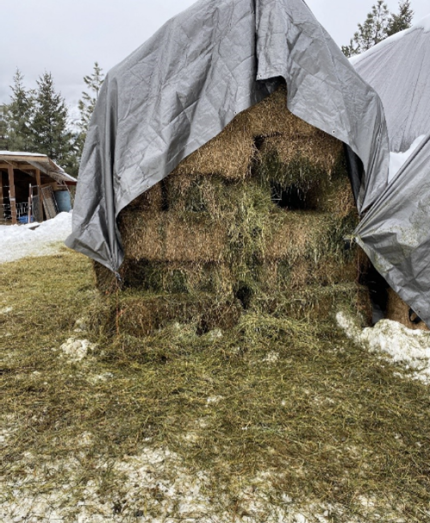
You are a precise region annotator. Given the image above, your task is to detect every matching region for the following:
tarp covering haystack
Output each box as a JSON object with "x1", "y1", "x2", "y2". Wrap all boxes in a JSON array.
[
  {"x1": 93, "y1": 85, "x2": 372, "y2": 334},
  {"x1": 65, "y1": 0, "x2": 404, "y2": 334},
  {"x1": 352, "y1": 16, "x2": 430, "y2": 330}
]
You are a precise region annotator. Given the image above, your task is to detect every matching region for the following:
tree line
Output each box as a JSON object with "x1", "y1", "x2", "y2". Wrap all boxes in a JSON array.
[
  {"x1": 0, "y1": 1, "x2": 414, "y2": 176},
  {"x1": 0, "y1": 63, "x2": 104, "y2": 177}
]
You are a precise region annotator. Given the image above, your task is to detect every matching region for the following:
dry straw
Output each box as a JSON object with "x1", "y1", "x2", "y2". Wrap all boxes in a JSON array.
[
  {"x1": 95, "y1": 82, "x2": 366, "y2": 333},
  {"x1": 386, "y1": 288, "x2": 430, "y2": 331}
]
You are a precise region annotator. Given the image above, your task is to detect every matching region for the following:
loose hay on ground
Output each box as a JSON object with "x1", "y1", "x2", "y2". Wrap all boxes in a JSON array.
[{"x1": 2, "y1": 253, "x2": 430, "y2": 521}]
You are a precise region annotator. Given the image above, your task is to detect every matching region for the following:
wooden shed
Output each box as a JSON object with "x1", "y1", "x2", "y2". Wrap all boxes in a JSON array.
[{"x1": 0, "y1": 152, "x2": 76, "y2": 225}]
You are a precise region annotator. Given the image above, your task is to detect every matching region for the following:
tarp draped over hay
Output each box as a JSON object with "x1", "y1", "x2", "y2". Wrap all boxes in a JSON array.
[
  {"x1": 350, "y1": 17, "x2": 430, "y2": 328},
  {"x1": 355, "y1": 134, "x2": 430, "y2": 327},
  {"x1": 351, "y1": 16, "x2": 430, "y2": 153},
  {"x1": 66, "y1": 0, "x2": 389, "y2": 273}
]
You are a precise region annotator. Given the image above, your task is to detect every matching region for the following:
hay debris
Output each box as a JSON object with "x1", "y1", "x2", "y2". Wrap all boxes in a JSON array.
[{"x1": 2, "y1": 253, "x2": 430, "y2": 521}]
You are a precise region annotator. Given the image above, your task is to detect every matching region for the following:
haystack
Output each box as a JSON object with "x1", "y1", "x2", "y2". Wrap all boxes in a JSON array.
[
  {"x1": 93, "y1": 85, "x2": 370, "y2": 336},
  {"x1": 386, "y1": 289, "x2": 430, "y2": 331}
]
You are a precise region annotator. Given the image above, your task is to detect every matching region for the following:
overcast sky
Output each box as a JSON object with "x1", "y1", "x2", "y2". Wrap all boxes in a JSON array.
[{"x1": 1, "y1": 0, "x2": 429, "y2": 120}]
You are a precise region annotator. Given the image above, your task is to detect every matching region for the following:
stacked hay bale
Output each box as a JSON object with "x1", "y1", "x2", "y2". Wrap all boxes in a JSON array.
[
  {"x1": 94, "y1": 85, "x2": 370, "y2": 336},
  {"x1": 386, "y1": 290, "x2": 429, "y2": 331}
]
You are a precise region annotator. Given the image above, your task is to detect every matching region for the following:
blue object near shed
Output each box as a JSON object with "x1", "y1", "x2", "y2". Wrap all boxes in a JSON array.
[
  {"x1": 54, "y1": 190, "x2": 72, "y2": 212},
  {"x1": 18, "y1": 215, "x2": 34, "y2": 224}
]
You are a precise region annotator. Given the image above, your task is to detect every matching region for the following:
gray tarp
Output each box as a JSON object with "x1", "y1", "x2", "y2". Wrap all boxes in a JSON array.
[
  {"x1": 351, "y1": 18, "x2": 430, "y2": 327},
  {"x1": 352, "y1": 17, "x2": 430, "y2": 152},
  {"x1": 66, "y1": 0, "x2": 389, "y2": 274},
  {"x1": 355, "y1": 134, "x2": 430, "y2": 326}
]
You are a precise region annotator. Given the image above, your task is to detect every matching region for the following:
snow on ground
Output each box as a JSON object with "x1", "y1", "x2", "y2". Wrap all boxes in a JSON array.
[
  {"x1": 58, "y1": 337, "x2": 96, "y2": 362},
  {"x1": 389, "y1": 135, "x2": 426, "y2": 181},
  {"x1": 0, "y1": 212, "x2": 72, "y2": 264},
  {"x1": 0, "y1": 444, "x2": 392, "y2": 523},
  {"x1": 337, "y1": 311, "x2": 430, "y2": 384}
]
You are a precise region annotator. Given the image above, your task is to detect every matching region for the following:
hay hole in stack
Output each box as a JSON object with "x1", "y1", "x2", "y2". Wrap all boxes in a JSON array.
[{"x1": 93, "y1": 84, "x2": 371, "y2": 337}]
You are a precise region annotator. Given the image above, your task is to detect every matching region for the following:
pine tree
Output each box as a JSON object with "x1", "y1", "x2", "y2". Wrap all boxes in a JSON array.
[
  {"x1": 77, "y1": 62, "x2": 104, "y2": 153},
  {"x1": 342, "y1": 0, "x2": 414, "y2": 57},
  {"x1": 32, "y1": 72, "x2": 75, "y2": 168},
  {"x1": 5, "y1": 70, "x2": 35, "y2": 151},
  {"x1": 342, "y1": 1, "x2": 390, "y2": 57},
  {"x1": 387, "y1": 0, "x2": 414, "y2": 35}
]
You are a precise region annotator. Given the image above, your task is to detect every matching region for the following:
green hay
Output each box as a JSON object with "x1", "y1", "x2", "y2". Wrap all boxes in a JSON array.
[{"x1": 2, "y1": 252, "x2": 430, "y2": 521}]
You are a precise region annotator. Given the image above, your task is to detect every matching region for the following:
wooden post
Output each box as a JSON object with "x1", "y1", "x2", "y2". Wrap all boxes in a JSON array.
[
  {"x1": 36, "y1": 169, "x2": 43, "y2": 222},
  {"x1": 0, "y1": 171, "x2": 4, "y2": 223},
  {"x1": 28, "y1": 183, "x2": 32, "y2": 224},
  {"x1": 8, "y1": 164, "x2": 17, "y2": 225}
]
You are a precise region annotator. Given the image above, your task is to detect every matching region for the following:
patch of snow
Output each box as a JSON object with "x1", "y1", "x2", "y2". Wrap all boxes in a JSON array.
[
  {"x1": 0, "y1": 306, "x2": 13, "y2": 314},
  {"x1": 60, "y1": 338, "x2": 95, "y2": 362},
  {"x1": 263, "y1": 351, "x2": 279, "y2": 364},
  {"x1": 337, "y1": 311, "x2": 430, "y2": 383},
  {"x1": 388, "y1": 135, "x2": 426, "y2": 181},
  {"x1": 0, "y1": 150, "x2": 49, "y2": 157},
  {"x1": 87, "y1": 372, "x2": 114, "y2": 385},
  {"x1": 206, "y1": 395, "x2": 223, "y2": 405},
  {"x1": 207, "y1": 328, "x2": 223, "y2": 340},
  {"x1": 73, "y1": 317, "x2": 88, "y2": 333},
  {"x1": 0, "y1": 212, "x2": 72, "y2": 264},
  {"x1": 1, "y1": 441, "x2": 411, "y2": 522}
]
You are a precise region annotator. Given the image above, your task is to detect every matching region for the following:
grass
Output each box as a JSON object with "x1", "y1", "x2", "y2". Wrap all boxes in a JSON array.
[{"x1": 1, "y1": 249, "x2": 430, "y2": 521}]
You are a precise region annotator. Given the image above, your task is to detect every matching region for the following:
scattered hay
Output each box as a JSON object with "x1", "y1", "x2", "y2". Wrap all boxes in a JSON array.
[{"x1": 2, "y1": 253, "x2": 430, "y2": 521}]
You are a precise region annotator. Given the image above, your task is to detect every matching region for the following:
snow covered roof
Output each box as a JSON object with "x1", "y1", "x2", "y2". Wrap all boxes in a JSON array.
[
  {"x1": 351, "y1": 15, "x2": 430, "y2": 152},
  {"x1": 0, "y1": 151, "x2": 77, "y2": 184}
]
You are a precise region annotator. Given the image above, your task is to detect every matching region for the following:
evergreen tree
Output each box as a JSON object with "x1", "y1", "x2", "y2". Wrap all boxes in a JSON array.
[
  {"x1": 77, "y1": 62, "x2": 104, "y2": 153},
  {"x1": 342, "y1": 0, "x2": 414, "y2": 57},
  {"x1": 32, "y1": 72, "x2": 75, "y2": 170},
  {"x1": 5, "y1": 70, "x2": 35, "y2": 151},
  {"x1": 387, "y1": 0, "x2": 414, "y2": 35}
]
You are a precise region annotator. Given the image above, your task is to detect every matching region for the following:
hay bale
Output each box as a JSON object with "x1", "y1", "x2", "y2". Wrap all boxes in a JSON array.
[
  {"x1": 251, "y1": 282, "x2": 371, "y2": 322},
  {"x1": 121, "y1": 260, "x2": 234, "y2": 296},
  {"x1": 170, "y1": 83, "x2": 341, "y2": 182},
  {"x1": 127, "y1": 182, "x2": 164, "y2": 212},
  {"x1": 386, "y1": 288, "x2": 429, "y2": 331},
  {"x1": 93, "y1": 83, "x2": 370, "y2": 335},
  {"x1": 120, "y1": 213, "x2": 225, "y2": 263},
  {"x1": 171, "y1": 114, "x2": 255, "y2": 180},
  {"x1": 246, "y1": 85, "x2": 316, "y2": 138},
  {"x1": 103, "y1": 292, "x2": 242, "y2": 337}
]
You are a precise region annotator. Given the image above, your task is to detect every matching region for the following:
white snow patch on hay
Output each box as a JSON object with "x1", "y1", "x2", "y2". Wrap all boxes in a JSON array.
[
  {"x1": 337, "y1": 311, "x2": 430, "y2": 383},
  {"x1": 0, "y1": 306, "x2": 13, "y2": 314},
  {"x1": 1, "y1": 445, "x2": 316, "y2": 523},
  {"x1": 1, "y1": 442, "x2": 409, "y2": 522},
  {"x1": 59, "y1": 338, "x2": 95, "y2": 362},
  {"x1": 0, "y1": 211, "x2": 72, "y2": 264}
]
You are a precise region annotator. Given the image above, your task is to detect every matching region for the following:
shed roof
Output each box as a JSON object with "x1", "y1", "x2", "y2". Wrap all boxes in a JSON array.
[{"x1": 0, "y1": 151, "x2": 77, "y2": 184}]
